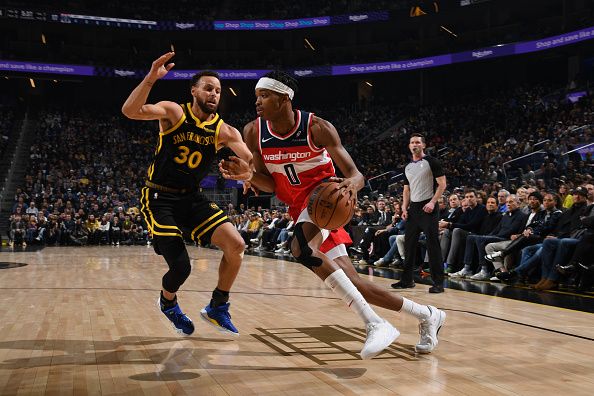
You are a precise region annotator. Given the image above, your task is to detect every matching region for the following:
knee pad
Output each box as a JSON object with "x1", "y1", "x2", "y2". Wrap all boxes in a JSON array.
[
  {"x1": 292, "y1": 223, "x2": 323, "y2": 270},
  {"x1": 157, "y1": 236, "x2": 191, "y2": 293}
]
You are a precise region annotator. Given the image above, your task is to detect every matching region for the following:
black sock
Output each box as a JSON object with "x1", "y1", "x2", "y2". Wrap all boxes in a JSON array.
[
  {"x1": 210, "y1": 287, "x2": 229, "y2": 308},
  {"x1": 160, "y1": 291, "x2": 177, "y2": 310}
]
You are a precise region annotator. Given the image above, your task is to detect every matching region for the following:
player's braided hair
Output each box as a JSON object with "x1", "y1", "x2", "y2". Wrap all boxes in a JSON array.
[{"x1": 263, "y1": 71, "x2": 299, "y2": 96}]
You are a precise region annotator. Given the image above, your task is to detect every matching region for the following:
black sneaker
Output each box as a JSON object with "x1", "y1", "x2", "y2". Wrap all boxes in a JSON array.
[
  {"x1": 496, "y1": 270, "x2": 517, "y2": 282},
  {"x1": 349, "y1": 246, "x2": 363, "y2": 255},
  {"x1": 391, "y1": 281, "x2": 416, "y2": 289},
  {"x1": 428, "y1": 285, "x2": 444, "y2": 293}
]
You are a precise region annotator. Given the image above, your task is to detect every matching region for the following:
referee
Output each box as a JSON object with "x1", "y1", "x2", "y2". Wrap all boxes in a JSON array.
[{"x1": 392, "y1": 133, "x2": 447, "y2": 293}]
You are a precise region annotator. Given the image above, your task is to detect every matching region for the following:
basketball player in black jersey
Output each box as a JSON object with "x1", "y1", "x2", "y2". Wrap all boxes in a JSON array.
[
  {"x1": 122, "y1": 52, "x2": 253, "y2": 337},
  {"x1": 221, "y1": 71, "x2": 445, "y2": 356}
]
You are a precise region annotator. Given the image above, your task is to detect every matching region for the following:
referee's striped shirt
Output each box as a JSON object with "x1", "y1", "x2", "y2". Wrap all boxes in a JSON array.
[{"x1": 404, "y1": 155, "x2": 444, "y2": 203}]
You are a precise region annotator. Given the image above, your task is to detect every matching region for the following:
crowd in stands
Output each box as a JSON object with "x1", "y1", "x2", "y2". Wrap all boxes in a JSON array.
[
  {"x1": 7, "y1": 111, "x2": 155, "y2": 247},
  {"x1": 349, "y1": 85, "x2": 594, "y2": 192},
  {"x1": 5, "y1": 84, "x2": 594, "y2": 292},
  {"x1": 0, "y1": 105, "x2": 15, "y2": 161},
  {"x1": 348, "y1": 184, "x2": 594, "y2": 293}
]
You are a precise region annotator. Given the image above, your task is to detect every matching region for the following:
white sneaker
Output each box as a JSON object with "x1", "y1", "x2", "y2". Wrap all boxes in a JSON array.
[
  {"x1": 470, "y1": 269, "x2": 490, "y2": 281},
  {"x1": 250, "y1": 238, "x2": 259, "y2": 244},
  {"x1": 449, "y1": 268, "x2": 472, "y2": 278},
  {"x1": 274, "y1": 247, "x2": 284, "y2": 253},
  {"x1": 374, "y1": 258, "x2": 385, "y2": 267},
  {"x1": 415, "y1": 306, "x2": 446, "y2": 354},
  {"x1": 282, "y1": 248, "x2": 291, "y2": 254},
  {"x1": 489, "y1": 276, "x2": 500, "y2": 282},
  {"x1": 358, "y1": 259, "x2": 368, "y2": 265},
  {"x1": 360, "y1": 320, "x2": 400, "y2": 360}
]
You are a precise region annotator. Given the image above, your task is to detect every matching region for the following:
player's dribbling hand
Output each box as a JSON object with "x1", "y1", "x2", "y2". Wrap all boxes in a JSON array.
[
  {"x1": 329, "y1": 177, "x2": 357, "y2": 204},
  {"x1": 219, "y1": 156, "x2": 253, "y2": 181},
  {"x1": 148, "y1": 52, "x2": 175, "y2": 81}
]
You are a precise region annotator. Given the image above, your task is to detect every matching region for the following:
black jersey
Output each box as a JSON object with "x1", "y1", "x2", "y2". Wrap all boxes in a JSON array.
[{"x1": 147, "y1": 103, "x2": 223, "y2": 189}]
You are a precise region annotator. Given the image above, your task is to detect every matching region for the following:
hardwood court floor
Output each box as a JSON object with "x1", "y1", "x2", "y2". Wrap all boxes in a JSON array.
[{"x1": 0, "y1": 246, "x2": 593, "y2": 395}]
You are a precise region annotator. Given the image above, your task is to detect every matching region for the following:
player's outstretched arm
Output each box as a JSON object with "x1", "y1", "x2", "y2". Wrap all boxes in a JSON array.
[
  {"x1": 221, "y1": 121, "x2": 276, "y2": 193},
  {"x1": 217, "y1": 124, "x2": 254, "y2": 181},
  {"x1": 311, "y1": 116, "x2": 364, "y2": 199},
  {"x1": 121, "y1": 52, "x2": 181, "y2": 124}
]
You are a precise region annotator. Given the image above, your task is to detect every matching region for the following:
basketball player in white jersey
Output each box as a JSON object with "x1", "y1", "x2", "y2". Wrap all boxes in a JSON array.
[{"x1": 221, "y1": 71, "x2": 445, "y2": 356}]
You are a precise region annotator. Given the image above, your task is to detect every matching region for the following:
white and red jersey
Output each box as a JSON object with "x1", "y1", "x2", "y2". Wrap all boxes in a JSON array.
[
  {"x1": 258, "y1": 110, "x2": 352, "y2": 252},
  {"x1": 258, "y1": 110, "x2": 335, "y2": 221}
]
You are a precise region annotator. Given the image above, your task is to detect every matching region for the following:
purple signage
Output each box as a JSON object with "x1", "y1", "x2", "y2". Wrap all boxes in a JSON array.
[
  {"x1": 162, "y1": 69, "x2": 269, "y2": 80},
  {"x1": 330, "y1": 12, "x2": 389, "y2": 25},
  {"x1": 515, "y1": 26, "x2": 594, "y2": 54},
  {"x1": 451, "y1": 43, "x2": 515, "y2": 63},
  {"x1": 199, "y1": 175, "x2": 243, "y2": 189},
  {"x1": 0, "y1": 60, "x2": 94, "y2": 75},
  {"x1": 332, "y1": 55, "x2": 452, "y2": 75},
  {"x1": 214, "y1": 17, "x2": 330, "y2": 30},
  {"x1": 2, "y1": 25, "x2": 594, "y2": 79},
  {"x1": 287, "y1": 66, "x2": 331, "y2": 78}
]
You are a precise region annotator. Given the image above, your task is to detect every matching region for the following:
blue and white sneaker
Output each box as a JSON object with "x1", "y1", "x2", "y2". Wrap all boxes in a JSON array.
[
  {"x1": 200, "y1": 302, "x2": 239, "y2": 337},
  {"x1": 157, "y1": 298, "x2": 195, "y2": 336}
]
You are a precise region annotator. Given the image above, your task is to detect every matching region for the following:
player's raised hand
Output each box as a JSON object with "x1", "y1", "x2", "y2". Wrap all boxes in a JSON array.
[
  {"x1": 148, "y1": 52, "x2": 175, "y2": 81},
  {"x1": 219, "y1": 156, "x2": 253, "y2": 181}
]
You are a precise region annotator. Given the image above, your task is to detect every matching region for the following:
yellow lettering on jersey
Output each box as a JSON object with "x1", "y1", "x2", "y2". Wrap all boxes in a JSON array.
[
  {"x1": 173, "y1": 133, "x2": 185, "y2": 145},
  {"x1": 172, "y1": 132, "x2": 214, "y2": 146}
]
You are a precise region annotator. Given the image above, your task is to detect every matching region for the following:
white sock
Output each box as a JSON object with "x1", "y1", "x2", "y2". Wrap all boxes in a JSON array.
[
  {"x1": 324, "y1": 269, "x2": 382, "y2": 324},
  {"x1": 400, "y1": 297, "x2": 430, "y2": 320}
]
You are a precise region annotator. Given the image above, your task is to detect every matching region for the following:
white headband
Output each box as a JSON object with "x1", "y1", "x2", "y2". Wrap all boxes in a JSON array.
[{"x1": 255, "y1": 77, "x2": 294, "y2": 100}]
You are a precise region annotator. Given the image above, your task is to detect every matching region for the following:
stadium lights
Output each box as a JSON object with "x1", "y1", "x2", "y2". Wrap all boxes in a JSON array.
[
  {"x1": 440, "y1": 25, "x2": 458, "y2": 38},
  {"x1": 29, "y1": 78, "x2": 35, "y2": 88},
  {"x1": 41, "y1": 34, "x2": 46, "y2": 44},
  {"x1": 229, "y1": 87, "x2": 237, "y2": 96},
  {"x1": 304, "y1": 38, "x2": 315, "y2": 51},
  {"x1": 365, "y1": 81, "x2": 373, "y2": 87}
]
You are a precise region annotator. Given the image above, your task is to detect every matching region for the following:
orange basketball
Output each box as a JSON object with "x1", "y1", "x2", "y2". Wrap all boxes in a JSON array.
[{"x1": 307, "y1": 181, "x2": 355, "y2": 230}]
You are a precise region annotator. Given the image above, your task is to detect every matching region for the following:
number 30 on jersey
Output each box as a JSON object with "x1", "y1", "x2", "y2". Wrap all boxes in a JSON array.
[{"x1": 174, "y1": 145, "x2": 203, "y2": 169}]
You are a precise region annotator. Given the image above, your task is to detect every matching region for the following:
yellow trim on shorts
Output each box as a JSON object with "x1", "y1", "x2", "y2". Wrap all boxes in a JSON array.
[
  {"x1": 190, "y1": 210, "x2": 224, "y2": 240},
  {"x1": 140, "y1": 187, "x2": 153, "y2": 234},
  {"x1": 141, "y1": 187, "x2": 183, "y2": 237},
  {"x1": 196, "y1": 216, "x2": 228, "y2": 243}
]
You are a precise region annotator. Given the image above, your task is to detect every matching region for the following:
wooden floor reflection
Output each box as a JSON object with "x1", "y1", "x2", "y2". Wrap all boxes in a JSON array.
[{"x1": 0, "y1": 246, "x2": 593, "y2": 395}]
